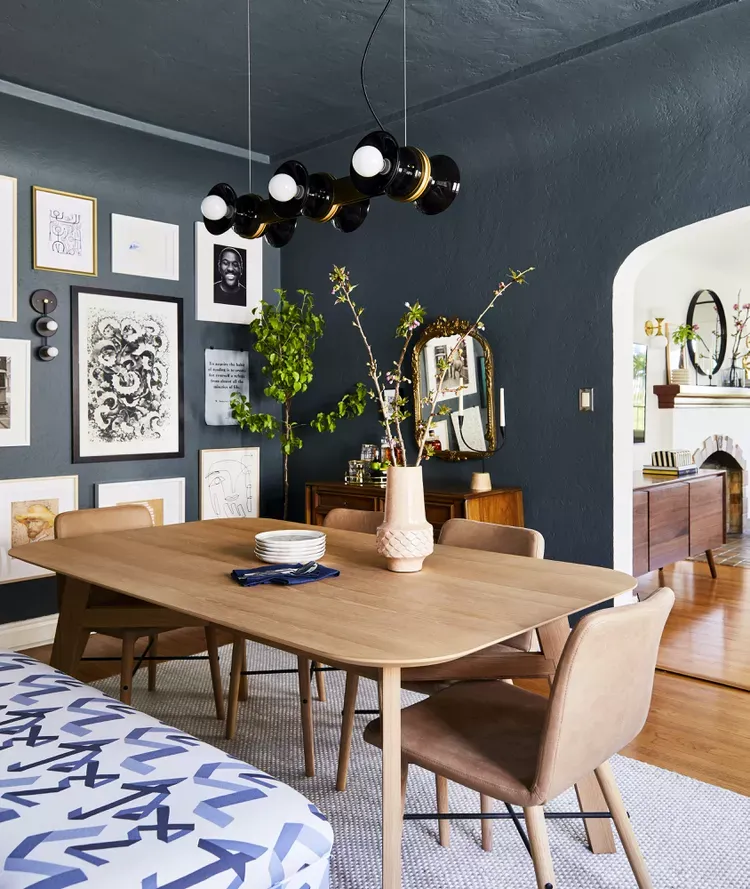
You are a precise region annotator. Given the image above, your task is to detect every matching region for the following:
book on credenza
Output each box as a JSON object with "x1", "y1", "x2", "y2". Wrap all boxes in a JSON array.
[{"x1": 642, "y1": 464, "x2": 698, "y2": 477}]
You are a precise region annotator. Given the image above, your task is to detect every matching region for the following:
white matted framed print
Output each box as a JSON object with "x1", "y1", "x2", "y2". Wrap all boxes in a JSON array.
[
  {"x1": 0, "y1": 175, "x2": 17, "y2": 321},
  {"x1": 96, "y1": 477, "x2": 185, "y2": 525},
  {"x1": 0, "y1": 475, "x2": 78, "y2": 585},
  {"x1": 72, "y1": 287, "x2": 184, "y2": 463},
  {"x1": 111, "y1": 214, "x2": 179, "y2": 281},
  {"x1": 424, "y1": 334, "x2": 478, "y2": 402},
  {"x1": 195, "y1": 222, "x2": 262, "y2": 324},
  {"x1": 0, "y1": 339, "x2": 30, "y2": 448},
  {"x1": 33, "y1": 187, "x2": 97, "y2": 276},
  {"x1": 200, "y1": 447, "x2": 260, "y2": 519}
]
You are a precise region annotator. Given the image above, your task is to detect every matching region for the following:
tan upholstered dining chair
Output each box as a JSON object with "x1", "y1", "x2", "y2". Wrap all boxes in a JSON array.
[
  {"x1": 336, "y1": 517, "x2": 550, "y2": 851},
  {"x1": 54, "y1": 505, "x2": 225, "y2": 717},
  {"x1": 365, "y1": 586, "x2": 675, "y2": 889}
]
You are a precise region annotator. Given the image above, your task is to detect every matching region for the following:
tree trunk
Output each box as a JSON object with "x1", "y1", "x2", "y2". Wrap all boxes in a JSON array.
[{"x1": 283, "y1": 399, "x2": 291, "y2": 520}]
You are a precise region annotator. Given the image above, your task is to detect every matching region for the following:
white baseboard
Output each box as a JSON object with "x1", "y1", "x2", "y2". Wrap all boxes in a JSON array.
[{"x1": 0, "y1": 614, "x2": 58, "y2": 651}]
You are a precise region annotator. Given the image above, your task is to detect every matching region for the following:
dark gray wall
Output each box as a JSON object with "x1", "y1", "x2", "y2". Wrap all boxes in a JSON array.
[
  {"x1": 281, "y1": 1, "x2": 750, "y2": 567},
  {"x1": 0, "y1": 93, "x2": 280, "y2": 624}
]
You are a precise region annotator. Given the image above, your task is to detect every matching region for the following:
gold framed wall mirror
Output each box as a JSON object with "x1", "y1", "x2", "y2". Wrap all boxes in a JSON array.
[{"x1": 411, "y1": 316, "x2": 496, "y2": 461}]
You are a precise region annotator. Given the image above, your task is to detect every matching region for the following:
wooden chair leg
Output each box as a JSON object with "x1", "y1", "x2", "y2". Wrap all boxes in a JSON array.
[
  {"x1": 314, "y1": 661, "x2": 327, "y2": 702},
  {"x1": 147, "y1": 635, "x2": 158, "y2": 692},
  {"x1": 205, "y1": 625, "x2": 225, "y2": 721},
  {"x1": 120, "y1": 633, "x2": 137, "y2": 706},
  {"x1": 706, "y1": 549, "x2": 718, "y2": 579},
  {"x1": 480, "y1": 793, "x2": 493, "y2": 852},
  {"x1": 595, "y1": 761, "x2": 654, "y2": 889},
  {"x1": 297, "y1": 656, "x2": 315, "y2": 778},
  {"x1": 524, "y1": 806, "x2": 556, "y2": 889},
  {"x1": 336, "y1": 671, "x2": 360, "y2": 791},
  {"x1": 226, "y1": 636, "x2": 244, "y2": 740},
  {"x1": 435, "y1": 774, "x2": 450, "y2": 848},
  {"x1": 238, "y1": 641, "x2": 249, "y2": 702}
]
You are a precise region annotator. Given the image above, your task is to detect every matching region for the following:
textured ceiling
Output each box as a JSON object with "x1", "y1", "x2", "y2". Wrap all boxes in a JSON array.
[{"x1": 0, "y1": 0, "x2": 704, "y2": 158}]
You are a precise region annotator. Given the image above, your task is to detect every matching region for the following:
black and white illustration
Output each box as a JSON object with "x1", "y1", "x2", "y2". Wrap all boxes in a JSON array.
[
  {"x1": 424, "y1": 333, "x2": 477, "y2": 401},
  {"x1": 195, "y1": 222, "x2": 262, "y2": 324},
  {"x1": 200, "y1": 447, "x2": 260, "y2": 519},
  {"x1": 0, "y1": 338, "x2": 30, "y2": 448},
  {"x1": 33, "y1": 187, "x2": 97, "y2": 275},
  {"x1": 73, "y1": 288, "x2": 183, "y2": 462}
]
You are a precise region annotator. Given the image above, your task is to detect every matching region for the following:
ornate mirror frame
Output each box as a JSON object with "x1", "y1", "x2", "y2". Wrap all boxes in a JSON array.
[{"x1": 411, "y1": 316, "x2": 496, "y2": 461}]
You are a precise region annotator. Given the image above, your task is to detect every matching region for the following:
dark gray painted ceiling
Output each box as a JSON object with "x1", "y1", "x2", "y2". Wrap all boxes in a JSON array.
[{"x1": 0, "y1": 1, "x2": 711, "y2": 158}]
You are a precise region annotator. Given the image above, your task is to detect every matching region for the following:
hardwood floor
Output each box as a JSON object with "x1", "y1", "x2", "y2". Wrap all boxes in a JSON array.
[
  {"x1": 23, "y1": 625, "x2": 750, "y2": 798},
  {"x1": 638, "y1": 559, "x2": 750, "y2": 691}
]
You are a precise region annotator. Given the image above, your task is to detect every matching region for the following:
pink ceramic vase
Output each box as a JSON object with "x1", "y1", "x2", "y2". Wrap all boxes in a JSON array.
[{"x1": 376, "y1": 466, "x2": 434, "y2": 572}]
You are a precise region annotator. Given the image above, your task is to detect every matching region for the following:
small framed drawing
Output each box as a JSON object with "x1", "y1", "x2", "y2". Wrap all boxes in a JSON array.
[
  {"x1": 33, "y1": 186, "x2": 97, "y2": 276},
  {"x1": 195, "y1": 222, "x2": 262, "y2": 324},
  {"x1": 0, "y1": 339, "x2": 30, "y2": 448},
  {"x1": 424, "y1": 334, "x2": 478, "y2": 401},
  {"x1": 96, "y1": 477, "x2": 185, "y2": 525},
  {"x1": 0, "y1": 175, "x2": 17, "y2": 321},
  {"x1": 111, "y1": 214, "x2": 179, "y2": 281},
  {"x1": 72, "y1": 287, "x2": 184, "y2": 462},
  {"x1": 200, "y1": 447, "x2": 260, "y2": 519},
  {"x1": 1, "y1": 474, "x2": 78, "y2": 585}
]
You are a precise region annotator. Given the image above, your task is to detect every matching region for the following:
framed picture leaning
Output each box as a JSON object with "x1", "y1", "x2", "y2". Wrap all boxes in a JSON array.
[{"x1": 72, "y1": 287, "x2": 184, "y2": 463}]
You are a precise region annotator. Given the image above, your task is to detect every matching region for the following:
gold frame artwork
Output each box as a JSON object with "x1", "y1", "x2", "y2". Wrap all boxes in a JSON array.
[
  {"x1": 0, "y1": 175, "x2": 17, "y2": 322},
  {"x1": 32, "y1": 186, "x2": 98, "y2": 276},
  {"x1": 411, "y1": 316, "x2": 497, "y2": 462}
]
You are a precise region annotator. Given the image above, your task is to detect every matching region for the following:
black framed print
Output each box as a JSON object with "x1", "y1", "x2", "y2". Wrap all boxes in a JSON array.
[{"x1": 72, "y1": 287, "x2": 184, "y2": 463}]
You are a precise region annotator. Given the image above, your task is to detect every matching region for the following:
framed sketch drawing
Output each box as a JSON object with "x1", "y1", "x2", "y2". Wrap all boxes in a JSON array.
[
  {"x1": 33, "y1": 187, "x2": 97, "y2": 276},
  {"x1": 0, "y1": 339, "x2": 30, "y2": 448},
  {"x1": 111, "y1": 214, "x2": 179, "y2": 281},
  {"x1": 0, "y1": 175, "x2": 17, "y2": 321},
  {"x1": 195, "y1": 222, "x2": 262, "y2": 324},
  {"x1": 96, "y1": 477, "x2": 185, "y2": 525},
  {"x1": 424, "y1": 334, "x2": 478, "y2": 401},
  {"x1": 72, "y1": 287, "x2": 184, "y2": 462},
  {"x1": 0, "y1": 474, "x2": 78, "y2": 585},
  {"x1": 200, "y1": 447, "x2": 260, "y2": 519}
]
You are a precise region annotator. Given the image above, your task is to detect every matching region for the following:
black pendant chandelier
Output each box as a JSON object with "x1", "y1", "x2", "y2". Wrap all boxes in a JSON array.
[{"x1": 200, "y1": 0, "x2": 460, "y2": 249}]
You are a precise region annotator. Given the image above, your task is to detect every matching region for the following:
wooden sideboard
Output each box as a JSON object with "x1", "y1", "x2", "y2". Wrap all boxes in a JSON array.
[
  {"x1": 305, "y1": 481, "x2": 524, "y2": 539},
  {"x1": 632, "y1": 470, "x2": 725, "y2": 578}
]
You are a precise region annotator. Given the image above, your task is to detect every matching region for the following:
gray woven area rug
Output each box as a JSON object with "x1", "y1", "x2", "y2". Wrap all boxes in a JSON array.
[{"x1": 93, "y1": 643, "x2": 749, "y2": 889}]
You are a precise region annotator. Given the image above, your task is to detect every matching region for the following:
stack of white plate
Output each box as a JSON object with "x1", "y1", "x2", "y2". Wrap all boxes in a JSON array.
[{"x1": 254, "y1": 529, "x2": 326, "y2": 565}]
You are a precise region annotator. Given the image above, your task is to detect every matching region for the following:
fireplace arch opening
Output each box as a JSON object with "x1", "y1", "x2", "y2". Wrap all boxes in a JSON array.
[{"x1": 694, "y1": 435, "x2": 747, "y2": 535}]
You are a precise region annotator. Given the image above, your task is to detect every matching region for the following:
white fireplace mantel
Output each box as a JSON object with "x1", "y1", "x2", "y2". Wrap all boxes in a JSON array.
[{"x1": 653, "y1": 384, "x2": 750, "y2": 409}]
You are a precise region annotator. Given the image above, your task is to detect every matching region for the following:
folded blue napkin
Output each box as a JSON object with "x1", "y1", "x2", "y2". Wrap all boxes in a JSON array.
[{"x1": 232, "y1": 563, "x2": 340, "y2": 587}]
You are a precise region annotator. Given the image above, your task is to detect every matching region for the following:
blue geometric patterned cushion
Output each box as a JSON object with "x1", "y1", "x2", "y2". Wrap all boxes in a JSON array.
[{"x1": 0, "y1": 652, "x2": 332, "y2": 888}]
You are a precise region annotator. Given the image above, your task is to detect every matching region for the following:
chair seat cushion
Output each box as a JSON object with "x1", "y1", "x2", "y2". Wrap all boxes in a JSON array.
[
  {"x1": 364, "y1": 680, "x2": 548, "y2": 808},
  {"x1": 0, "y1": 652, "x2": 332, "y2": 889}
]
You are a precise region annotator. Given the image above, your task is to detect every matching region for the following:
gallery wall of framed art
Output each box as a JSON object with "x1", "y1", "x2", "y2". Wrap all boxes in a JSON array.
[{"x1": 0, "y1": 91, "x2": 281, "y2": 625}]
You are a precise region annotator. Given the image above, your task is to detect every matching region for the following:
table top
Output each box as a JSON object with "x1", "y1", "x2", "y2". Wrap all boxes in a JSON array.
[
  {"x1": 632, "y1": 468, "x2": 725, "y2": 491},
  {"x1": 10, "y1": 518, "x2": 636, "y2": 668}
]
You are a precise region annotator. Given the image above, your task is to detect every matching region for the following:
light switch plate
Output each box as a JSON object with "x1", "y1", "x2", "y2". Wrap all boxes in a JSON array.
[{"x1": 579, "y1": 388, "x2": 594, "y2": 411}]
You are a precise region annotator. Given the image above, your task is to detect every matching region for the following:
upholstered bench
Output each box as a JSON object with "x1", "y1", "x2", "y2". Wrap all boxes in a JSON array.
[{"x1": 0, "y1": 651, "x2": 333, "y2": 889}]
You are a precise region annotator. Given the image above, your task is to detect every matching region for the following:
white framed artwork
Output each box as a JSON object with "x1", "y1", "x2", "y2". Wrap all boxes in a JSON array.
[
  {"x1": 33, "y1": 187, "x2": 97, "y2": 275},
  {"x1": 96, "y1": 477, "x2": 185, "y2": 526},
  {"x1": 0, "y1": 175, "x2": 17, "y2": 321},
  {"x1": 72, "y1": 287, "x2": 184, "y2": 463},
  {"x1": 1, "y1": 475, "x2": 78, "y2": 585},
  {"x1": 195, "y1": 222, "x2": 262, "y2": 324},
  {"x1": 111, "y1": 214, "x2": 179, "y2": 280},
  {"x1": 424, "y1": 334, "x2": 478, "y2": 402},
  {"x1": 0, "y1": 339, "x2": 30, "y2": 448},
  {"x1": 200, "y1": 447, "x2": 260, "y2": 519}
]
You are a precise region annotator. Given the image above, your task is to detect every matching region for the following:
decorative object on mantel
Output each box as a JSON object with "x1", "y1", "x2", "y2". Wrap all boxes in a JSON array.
[
  {"x1": 230, "y1": 289, "x2": 366, "y2": 519},
  {"x1": 668, "y1": 322, "x2": 699, "y2": 385},
  {"x1": 723, "y1": 298, "x2": 750, "y2": 387},
  {"x1": 30, "y1": 289, "x2": 59, "y2": 361},
  {"x1": 329, "y1": 264, "x2": 532, "y2": 571},
  {"x1": 200, "y1": 0, "x2": 459, "y2": 248}
]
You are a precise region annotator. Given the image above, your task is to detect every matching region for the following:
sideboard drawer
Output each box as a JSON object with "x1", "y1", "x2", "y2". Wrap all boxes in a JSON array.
[{"x1": 314, "y1": 489, "x2": 381, "y2": 513}]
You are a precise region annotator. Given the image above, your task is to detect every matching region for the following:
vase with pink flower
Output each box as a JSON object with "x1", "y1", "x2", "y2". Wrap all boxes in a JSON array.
[{"x1": 724, "y1": 299, "x2": 750, "y2": 387}]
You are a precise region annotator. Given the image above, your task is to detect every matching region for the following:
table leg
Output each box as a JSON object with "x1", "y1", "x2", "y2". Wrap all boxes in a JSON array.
[
  {"x1": 297, "y1": 655, "x2": 315, "y2": 778},
  {"x1": 538, "y1": 616, "x2": 616, "y2": 854},
  {"x1": 51, "y1": 577, "x2": 92, "y2": 676},
  {"x1": 381, "y1": 666, "x2": 402, "y2": 889}
]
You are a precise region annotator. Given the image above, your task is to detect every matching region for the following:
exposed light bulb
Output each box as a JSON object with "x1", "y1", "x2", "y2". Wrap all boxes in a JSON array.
[
  {"x1": 268, "y1": 173, "x2": 302, "y2": 203},
  {"x1": 201, "y1": 194, "x2": 228, "y2": 221},
  {"x1": 352, "y1": 145, "x2": 389, "y2": 178}
]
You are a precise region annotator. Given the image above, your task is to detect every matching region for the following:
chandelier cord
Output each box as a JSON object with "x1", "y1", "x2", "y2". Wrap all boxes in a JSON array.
[
  {"x1": 403, "y1": 0, "x2": 407, "y2": 144},
  {"x1": 361, "y1": 0, "x2": 396, "y2": 131},
  {"x1": 247, "y1": 0, "x2": 252, "y2": 193}
]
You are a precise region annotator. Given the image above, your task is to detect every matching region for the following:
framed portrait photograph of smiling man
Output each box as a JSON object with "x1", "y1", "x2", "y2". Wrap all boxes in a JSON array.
[{"x1": 194, "y1": 222, "x2": 262, "y2": 324}]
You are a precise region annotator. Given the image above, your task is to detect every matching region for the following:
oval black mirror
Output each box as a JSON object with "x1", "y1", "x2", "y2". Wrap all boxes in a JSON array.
[{"x1": 687, "y1": 289, "x2": 727, "y2": 379}]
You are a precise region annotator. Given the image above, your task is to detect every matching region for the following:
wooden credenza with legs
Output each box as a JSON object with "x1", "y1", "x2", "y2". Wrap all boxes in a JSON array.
[
  {"x1": 305, "y1": 481, "x2": 524, "y2": 539},
  {"x1": 632, "y1": 470, "x2": 725, "y2": 578}
]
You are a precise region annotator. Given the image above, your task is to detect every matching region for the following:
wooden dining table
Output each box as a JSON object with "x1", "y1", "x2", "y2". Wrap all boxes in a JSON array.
[{"x1": 11, "y1": 517, "x2": 637, "y2": 889}]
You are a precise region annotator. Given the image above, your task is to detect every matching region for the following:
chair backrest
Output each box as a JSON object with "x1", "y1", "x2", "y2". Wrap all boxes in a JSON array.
[
  {"x1": 322, "y1": 508, "x2": 384, "y2": 535},
  {"x1": 439, "y1": 519, "x2": 545, "y2": 651},
  {"x1": 534, "y1": 587, "x2": 674, "y2": 802},
  {"x1": 55, "y1": 505, "x2": 154, "y2": 539}
]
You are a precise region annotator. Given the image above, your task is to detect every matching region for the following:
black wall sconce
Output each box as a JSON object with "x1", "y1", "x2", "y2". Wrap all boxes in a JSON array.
[{"x1": 30, "y1": 289, "x2": 59, "y2": 361}]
